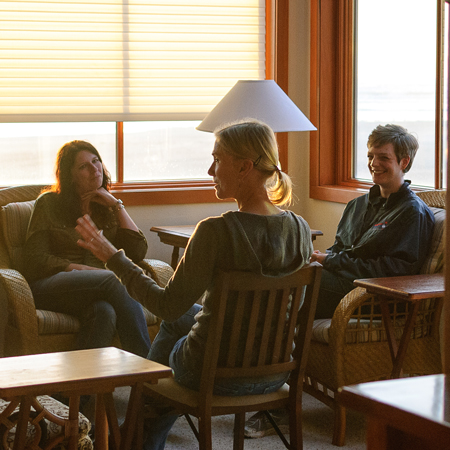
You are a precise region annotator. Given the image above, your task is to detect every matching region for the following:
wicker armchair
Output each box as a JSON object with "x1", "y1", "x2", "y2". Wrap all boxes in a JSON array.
[
  {"x1": 303, "y1": 190, "x2": 446, "y2": 446},
  {"x1": 0, "y1": 185, "x2": 174, "y2": 357}
]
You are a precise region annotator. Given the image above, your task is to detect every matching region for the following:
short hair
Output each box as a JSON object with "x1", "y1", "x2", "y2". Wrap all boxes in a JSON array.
[
  {"x1": 214, "y1": 119, "x2": 293, "y2": 206},
  {"x1": 367, "y1": 124, "x2": 418, "y2": 173}
]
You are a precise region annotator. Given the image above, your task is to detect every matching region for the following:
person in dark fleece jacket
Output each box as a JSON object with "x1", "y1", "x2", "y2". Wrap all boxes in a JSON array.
[{"x1": 311, "y1": 123, "x2": 434, "y2": 319}]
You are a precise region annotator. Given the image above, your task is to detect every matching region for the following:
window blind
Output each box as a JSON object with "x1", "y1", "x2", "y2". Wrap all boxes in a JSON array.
[{"x1": 0, "y1": 0, "x2": 265, "y2": 122}]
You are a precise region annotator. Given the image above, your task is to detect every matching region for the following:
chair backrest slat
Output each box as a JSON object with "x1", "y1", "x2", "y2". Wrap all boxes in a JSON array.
[
  {"x1": 225, "y1": 290, "x2": 246, "y2": 367},
  {"x1": 242, "y1": 290, "x2": 262, "y2": 368},
  {"x1": 257, "y1": 289, "x2": 277, "y2": 366},
  {"x1": 199, "y1": 263, "x2": 322, "y2": 400},
  {"x1": 272, "y1": 287, "x2": 291, "y2": 363}
]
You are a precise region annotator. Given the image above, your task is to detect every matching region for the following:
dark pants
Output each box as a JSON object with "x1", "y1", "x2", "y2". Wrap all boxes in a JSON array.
[
  {"x1": 31, "y1": 269, "x2": 151, "y2": 358},
  {"x1": 314, "y1": 268, "x2": 355, "y2": 319}
]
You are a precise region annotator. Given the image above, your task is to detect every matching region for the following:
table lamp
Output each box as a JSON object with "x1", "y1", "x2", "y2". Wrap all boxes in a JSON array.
[{"x1": 197, "y1": 79, "x2": 316, "y2": 132}]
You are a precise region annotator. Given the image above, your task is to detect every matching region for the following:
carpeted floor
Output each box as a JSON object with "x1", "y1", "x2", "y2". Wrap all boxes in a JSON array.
[{"x1": 87, "y1": 387, "x2": 366, "y2": 449}]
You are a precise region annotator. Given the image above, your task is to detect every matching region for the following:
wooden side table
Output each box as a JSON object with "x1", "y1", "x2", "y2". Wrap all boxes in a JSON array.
[
  {"x1": 354, "y1": 273, "x2": 444, "y2": 378},
  {"x1": 151, "y1": 224, "x2": 323, "y2": 269},
  {"x1": 0, "y1": 347, "x2": 172, "y2": 450},
  {"x1": 339, "y1": 374, "x2": 450, "y2": 449}
]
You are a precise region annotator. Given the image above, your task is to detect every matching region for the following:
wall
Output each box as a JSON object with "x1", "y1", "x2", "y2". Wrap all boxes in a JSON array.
[
  {"x1": 128, "y1": 202, "x2": 234, "y2": 264},
  {"x1": 129, "y1": 0, "x2": 346, "y2": 267},
  {"x1": 287, "y1": 0, "x2": 345, "y2": 252}
]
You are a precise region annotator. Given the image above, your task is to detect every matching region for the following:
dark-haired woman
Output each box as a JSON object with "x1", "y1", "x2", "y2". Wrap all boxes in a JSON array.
[{"x1": 23, "y1": 140, "x2": 151, "y2": 357}]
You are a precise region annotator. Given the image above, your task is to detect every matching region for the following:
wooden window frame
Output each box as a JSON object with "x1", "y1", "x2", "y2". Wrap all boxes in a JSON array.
[
  {"x1": 310, "y1": 0, "x2": 444, "y2": 204},
  {"x1": 114, "y1": 0, "x2": 290, "y2": 206}
]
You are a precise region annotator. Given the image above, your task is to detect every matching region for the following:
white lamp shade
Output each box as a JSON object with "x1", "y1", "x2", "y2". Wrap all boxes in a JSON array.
[{"x1": 197, "y1": 80, "x2": 317, "y2": 133}]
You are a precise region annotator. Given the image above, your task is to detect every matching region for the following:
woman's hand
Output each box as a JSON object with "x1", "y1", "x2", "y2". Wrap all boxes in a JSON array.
[
  {"x1": 76, "y1": 214, "x2": 119, "y2": 263},
  {"x1": 81, "y1": 188, "x2": 139, "y2": 233},
  {"x1": 310, "y1": 250, "x2": 327, "y2": 264},
  {"x1": 80, "y1": 187, "x2": 117, "y2": 212}
]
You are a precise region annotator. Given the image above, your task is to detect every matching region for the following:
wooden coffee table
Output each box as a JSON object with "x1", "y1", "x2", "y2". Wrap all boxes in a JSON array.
[{"x1": 0, "y1": 347, "x2": 172, "y2": 450}]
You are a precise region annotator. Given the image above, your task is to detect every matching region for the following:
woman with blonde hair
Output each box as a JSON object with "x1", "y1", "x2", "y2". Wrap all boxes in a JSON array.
[{"x1": 76, "y1": 119, "x2": 313, "y2": 449}]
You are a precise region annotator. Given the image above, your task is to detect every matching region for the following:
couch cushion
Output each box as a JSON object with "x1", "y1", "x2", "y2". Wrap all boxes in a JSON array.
[{"x1": 1, "y1": 200, "x2": 35, "y2": 270}]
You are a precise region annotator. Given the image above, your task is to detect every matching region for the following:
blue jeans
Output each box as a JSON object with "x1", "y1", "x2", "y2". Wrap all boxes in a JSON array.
[
  {"x1": 31, "y1": 269, "x2": 151, "y2": 358},
  {"x1": 144, "y1": 304, "x2": 288, "y2": 450},
  {"x1": 314, "y1": 268, "x2": 355, "y2": 319}
]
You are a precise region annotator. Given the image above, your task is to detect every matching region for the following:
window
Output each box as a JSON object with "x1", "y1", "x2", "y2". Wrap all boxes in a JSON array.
[
  {"x1": 0, "y1": 0, "x2": 289, "y2": 205},
  {"x1": 310, "y1": 0, "x2": 447, "y2": 203}
]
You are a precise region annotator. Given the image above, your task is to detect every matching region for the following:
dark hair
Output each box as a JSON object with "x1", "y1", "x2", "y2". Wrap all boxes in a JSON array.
[
  {"x1": 51, "y1": 140, "x2": 111, "y2": 195},
  {"x1": 367, "y1": 124, "x2": 419, "y2": 173},
  {"x1": 43, "y1": 140, "x2": 112, "y2": 222}
]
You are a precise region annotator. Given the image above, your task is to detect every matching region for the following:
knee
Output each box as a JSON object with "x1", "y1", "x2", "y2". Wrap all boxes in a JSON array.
[{"x1": 91, "y1": 301, "x2": 117, "y2": 327}]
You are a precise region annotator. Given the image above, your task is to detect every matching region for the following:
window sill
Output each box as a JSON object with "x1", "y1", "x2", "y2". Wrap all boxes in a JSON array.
[
  {"x1": 111, "y1": 181, "x2": 227, "y2": 206},
  {"x1": 309, "y1": 182, "x2": 438, "y2": 204},
  {"x1": 310, "y1": 183, "x2": 371, "y2": 204}
]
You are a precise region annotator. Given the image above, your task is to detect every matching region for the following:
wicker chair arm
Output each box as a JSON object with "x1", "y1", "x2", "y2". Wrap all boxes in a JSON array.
[
  {"x1": 328, "y1": 287, "x2": 375, "y2": 346},
  {"x1": 138, "y1": 259, "x2": 174, "y2": 288},
  {"x1": 0, "y1": 268, "x2": 40, "y2": 355}
]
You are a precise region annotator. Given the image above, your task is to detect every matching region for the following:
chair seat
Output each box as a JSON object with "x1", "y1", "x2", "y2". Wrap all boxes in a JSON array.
[
  {"x1": 36, "y1": 306, "x2": 158, "y2": 335},
  {"x1": 144, "y1": 379, "x2": 290, "y2": 414}
]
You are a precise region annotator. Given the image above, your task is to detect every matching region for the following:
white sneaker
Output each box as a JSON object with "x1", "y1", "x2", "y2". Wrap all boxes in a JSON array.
[{"x1": 244, "y1": 410, "x2": 289, "y2": 439}]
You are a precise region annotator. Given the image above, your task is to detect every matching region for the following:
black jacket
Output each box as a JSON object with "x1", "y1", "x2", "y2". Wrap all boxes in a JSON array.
[{"x1": 323, "y1": 182, "x2": 435, "y2": 281}]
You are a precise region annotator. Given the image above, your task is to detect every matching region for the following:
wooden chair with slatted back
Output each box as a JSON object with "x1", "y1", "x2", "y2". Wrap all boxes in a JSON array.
[{"x1": 142, "y1": 262, "x2": 322, "y2": 450}]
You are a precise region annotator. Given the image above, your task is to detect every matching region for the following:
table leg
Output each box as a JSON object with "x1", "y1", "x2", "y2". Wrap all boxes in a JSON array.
[
  {"x1": 103, "y1": 392, "x2": 121, "y2": 450},
  {"x1": 67, "y1": 395, "x2": 81, "y2": 450},
  {"x1": 170, "y1": 247, "x2": 180, "y2": 270},
  {"x1": 95, "y1": 393, "x2": 109, "y2": 450},
  {"x1": 120, "y1": 383, "x2": 143, "y2": 450},
  {"x1": 120, "y1": 383, "x2": 144, "y2": 450},
  {"x1": 379, "y1": 296, "x2": 421, "y2": 378},
  {"x1": 379, "y1": 298, "x2": 399, "y2": 364},
  {"x1": 14, "y1": 396, "x2": 32, "y2": 450}
]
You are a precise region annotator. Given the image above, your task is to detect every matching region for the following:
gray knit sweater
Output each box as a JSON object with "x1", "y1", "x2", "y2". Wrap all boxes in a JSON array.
[{"x1": 107, "y1": 210, "x2": 313, "y2": 371}]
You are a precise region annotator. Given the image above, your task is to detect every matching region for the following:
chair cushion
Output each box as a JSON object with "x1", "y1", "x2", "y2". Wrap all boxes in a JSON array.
[
  {"x1": 312, "y1": 318, "x2": 385, "y2": 344},
  {"x1": 311, "y1": 317, "x2": 426, "y2": 344},
  {"x1": 36, "y1": 309, "x2": 81, "y2": 335},
  {"x1": 420, "y1": 207, "x2": 445, "y2": 274},
  {"x1": 1, "y1": 200, "x2": 35, "y2": 270},
  {"x1": 36, "y1": 307, "x2": 158, "y2": 334}
]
